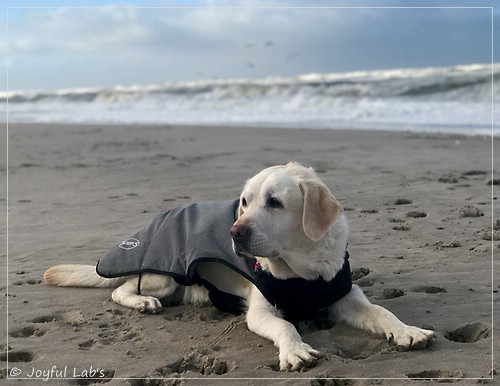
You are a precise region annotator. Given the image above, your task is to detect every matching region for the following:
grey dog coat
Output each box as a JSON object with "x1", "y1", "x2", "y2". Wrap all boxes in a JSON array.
[{"x1": 96, "y1": 199, "x2": 352, "y2": 320}]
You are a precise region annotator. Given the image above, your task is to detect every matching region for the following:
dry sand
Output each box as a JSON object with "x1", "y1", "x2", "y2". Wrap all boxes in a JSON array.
[{"x1": 1, "y1": 123, "x2": 498, "y2": 385}]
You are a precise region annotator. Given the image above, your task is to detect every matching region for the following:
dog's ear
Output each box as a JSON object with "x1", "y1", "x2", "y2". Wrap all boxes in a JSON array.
[{"x1": 299, "y1": 180, "x2": 343, "y2": 241}]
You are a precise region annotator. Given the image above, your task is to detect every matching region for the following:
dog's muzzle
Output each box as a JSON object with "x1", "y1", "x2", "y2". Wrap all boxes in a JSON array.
[
  {"x1": 230, "y1": 224, "x2": 254, "y2": 258},
  {"x1": 230, "y1": 224, "x2": 251, "y2": 242}
]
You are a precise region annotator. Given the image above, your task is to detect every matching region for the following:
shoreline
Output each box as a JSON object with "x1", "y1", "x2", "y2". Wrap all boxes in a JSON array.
[
  {"x1": 2, "y1": 123, "x2": 498, "y2": 383},
  {"x1": 4, "y1": 121, "x2": 497, "y2": 137}
]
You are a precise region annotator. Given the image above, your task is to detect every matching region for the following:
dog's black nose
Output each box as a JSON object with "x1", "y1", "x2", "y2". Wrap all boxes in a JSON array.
[{"x1": 230, "y1": 225, "x2": 250, "y2": 241}]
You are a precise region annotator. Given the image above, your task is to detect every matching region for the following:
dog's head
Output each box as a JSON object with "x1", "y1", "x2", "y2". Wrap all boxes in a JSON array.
[{"x1": 230, "y1": 162, "x2": 343, "y2": 260}]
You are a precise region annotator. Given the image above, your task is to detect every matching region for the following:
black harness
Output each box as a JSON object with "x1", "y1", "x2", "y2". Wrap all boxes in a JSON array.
[{"x1": 253, "y1": 252, "x2": 352, "y2": 321}]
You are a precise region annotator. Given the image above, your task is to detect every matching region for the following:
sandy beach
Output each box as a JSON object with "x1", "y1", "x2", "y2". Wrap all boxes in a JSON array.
[{"x1": 1, "y1": 123, "x2": 498, "y2": 384}]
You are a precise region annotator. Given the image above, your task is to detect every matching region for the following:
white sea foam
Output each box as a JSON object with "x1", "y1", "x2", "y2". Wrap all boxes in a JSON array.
[{"x1": 3, "y1": 63, "x2": 498, "y2": 135}]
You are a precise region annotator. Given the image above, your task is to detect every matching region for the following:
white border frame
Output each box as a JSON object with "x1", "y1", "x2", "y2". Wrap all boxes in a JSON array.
[{"x1": 4, "y1": 4, "x2": 495, "y2": 382}]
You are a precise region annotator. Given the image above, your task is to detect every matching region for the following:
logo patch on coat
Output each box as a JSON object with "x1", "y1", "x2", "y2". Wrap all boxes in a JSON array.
[{"x1": 119, "y1": 238, "x2": 140, "y2": 250}]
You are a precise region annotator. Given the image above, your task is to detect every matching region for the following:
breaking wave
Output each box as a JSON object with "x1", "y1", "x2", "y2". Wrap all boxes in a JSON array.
[{"x1": 3, "y1": 63, "x2": 498, "y2": 135}]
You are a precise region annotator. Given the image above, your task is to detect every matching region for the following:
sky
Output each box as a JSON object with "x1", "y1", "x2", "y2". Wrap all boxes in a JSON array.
[{"x1": 1, "y1": 0, "x2": 498, "y2": 91}]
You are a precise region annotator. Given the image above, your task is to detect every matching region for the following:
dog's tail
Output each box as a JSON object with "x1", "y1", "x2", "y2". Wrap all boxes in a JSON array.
[{"x1": 44, "y1": 264, "x2": 127, "y2": 288}]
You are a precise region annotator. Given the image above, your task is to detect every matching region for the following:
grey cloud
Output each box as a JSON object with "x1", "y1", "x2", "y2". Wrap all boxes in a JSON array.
[{"x1": 4, "y1": 5, "x2": 496, "y2": 90}]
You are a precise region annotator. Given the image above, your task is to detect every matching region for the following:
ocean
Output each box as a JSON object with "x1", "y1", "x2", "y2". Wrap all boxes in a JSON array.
[{"x1": 2, "y1": 63, "x2": 498, "y2": 135}]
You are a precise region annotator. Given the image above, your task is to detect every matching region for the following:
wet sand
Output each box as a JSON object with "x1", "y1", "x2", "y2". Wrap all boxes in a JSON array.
[{"x1": 2, "y1": 123, "x2": 498, "y2": 384}]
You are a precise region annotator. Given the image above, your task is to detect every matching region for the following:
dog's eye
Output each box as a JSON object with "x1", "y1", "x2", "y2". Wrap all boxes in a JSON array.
[
  {"x1": 267, "y1": 197, "x2": 283, "y2": 209},
  {"x1": 241, "y1": 197, "x2": 247, "y2": 207}
]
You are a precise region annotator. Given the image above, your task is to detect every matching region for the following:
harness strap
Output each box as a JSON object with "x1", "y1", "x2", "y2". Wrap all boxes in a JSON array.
[{"x1": 137, "y1": 273, "x2": 143, "y2": 295}]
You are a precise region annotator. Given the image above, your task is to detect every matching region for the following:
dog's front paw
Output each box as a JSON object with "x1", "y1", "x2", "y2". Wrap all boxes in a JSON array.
[
  {"x1": 279, "y1": 342, "x2": 323, "y2": 371},
  {"x1": 388, "y1": 325, "x2": 434, "y2": 350},
  {"x1": 134, "y1": 296, "x2": 162, "y2": 314}
]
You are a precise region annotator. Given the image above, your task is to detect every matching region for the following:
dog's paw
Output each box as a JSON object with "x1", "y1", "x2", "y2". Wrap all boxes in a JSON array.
[
  {"x1": 134, "y1": 296, "x2": 162, "y2": 314},
  {"x1": 279, "y1": 342, "x2": 323, "y2": 371},
  {"x1": 388, "y1": 325, "x2": 434, "y2": 350}
]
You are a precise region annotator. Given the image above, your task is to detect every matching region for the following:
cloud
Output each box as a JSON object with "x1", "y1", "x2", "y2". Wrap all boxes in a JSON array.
[
  {"x1": 7, "y1": 7, "x2": 148, "y2": 55},
  {"x1": 3, "y1": 3, "x2": 496, "y2": 90},
  {"x1": 5, "y1": 4, "x2": 496, "y2": 54}
]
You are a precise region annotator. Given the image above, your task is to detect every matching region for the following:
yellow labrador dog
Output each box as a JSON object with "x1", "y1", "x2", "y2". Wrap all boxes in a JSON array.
[{"x1": 45, "y1": 162, "x2": 433, "y2": 371}]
